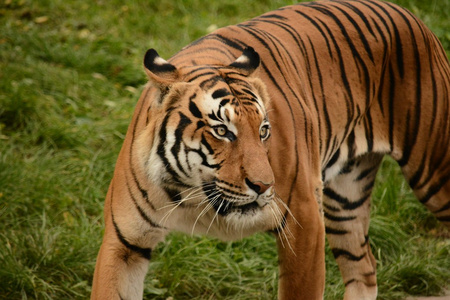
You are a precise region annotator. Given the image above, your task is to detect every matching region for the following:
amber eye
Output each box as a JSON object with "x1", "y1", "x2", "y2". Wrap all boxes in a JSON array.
[
  {"x1": 212, "y1": 125, "x2": 236, "y2": 141},
  {"x1": 214, "y1": 125, "x2": 228, "y2": 137},
  {"x1": 260, "y1": 125, "x2": 270, "y2": 140}
]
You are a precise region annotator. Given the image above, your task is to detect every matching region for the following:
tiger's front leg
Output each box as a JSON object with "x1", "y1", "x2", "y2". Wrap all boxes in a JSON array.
[
  {"x1": 276, "y1": 188, "x2": 326, "y2": 300},
  {"x1": 91, "y1": 228, "x2": 150, "y2": 300},
  {"x1": 91, "y1": 185, "x2": 168, "y2": 300}
]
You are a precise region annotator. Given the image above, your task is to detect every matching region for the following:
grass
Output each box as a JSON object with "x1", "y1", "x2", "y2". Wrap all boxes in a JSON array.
[{"x1": 0, "y1": 0, "x2": 449, "y2": 299}]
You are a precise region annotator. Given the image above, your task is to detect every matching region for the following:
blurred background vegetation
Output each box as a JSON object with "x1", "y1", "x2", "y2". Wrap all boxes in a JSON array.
[{"x1": 0, "y1": 0, "x2": 449, "y2": 299}]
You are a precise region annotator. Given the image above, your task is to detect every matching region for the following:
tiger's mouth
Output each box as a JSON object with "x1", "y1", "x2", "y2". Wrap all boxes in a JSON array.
[{"x1": 203, "y1": 182, "x2": 269, "y2": 216}]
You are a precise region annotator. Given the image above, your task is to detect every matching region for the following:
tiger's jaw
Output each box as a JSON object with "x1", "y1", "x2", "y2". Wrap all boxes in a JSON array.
[
  {"x1": 211, "y1": 192, "x2": 280, "y2": 241},
  {"x1": 186, "y1": 180, "x2": 280, "y2": 240},
  {"x1": 148, "y1": 179, "x2": 279, "y2": 241}
]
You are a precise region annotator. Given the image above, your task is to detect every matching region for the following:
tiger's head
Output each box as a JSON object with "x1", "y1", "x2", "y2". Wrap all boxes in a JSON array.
[{"x1": 136, "y1": 47, "x2": 281, "y2": 239}]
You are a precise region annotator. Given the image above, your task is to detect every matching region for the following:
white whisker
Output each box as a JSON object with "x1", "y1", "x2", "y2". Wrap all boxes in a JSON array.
[
  {"x1": 206, "y1": 197, "x2": 224, "y2": 235},
  {"x1": 268, "y1": 204, "x2": 286, "y2": 249},
  {"x1": 191, "y1": 193, "x2": 221, "y2": 234},
  {"x1": 272, "y1": 194, "x2": 297, "y2": 255},
  {"x1": 275, "y1": 193, "x2": 302, "y2": 229},
  {"x1": 191, "y1": 200, "x2": 215, "y2": 235},
  {"x1": 157, "y1": 183, "x2": 217, "y2": 226}
]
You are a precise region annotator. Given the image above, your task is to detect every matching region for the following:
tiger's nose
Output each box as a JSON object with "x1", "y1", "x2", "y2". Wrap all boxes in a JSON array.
[{"x1": 245, "y1": 178, "x2": 274, "y2": 195}]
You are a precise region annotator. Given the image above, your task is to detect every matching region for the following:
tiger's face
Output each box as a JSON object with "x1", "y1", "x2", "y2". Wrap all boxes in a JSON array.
[{"x1": 138, "y1": 48, "x2": 281, "y2": 239}]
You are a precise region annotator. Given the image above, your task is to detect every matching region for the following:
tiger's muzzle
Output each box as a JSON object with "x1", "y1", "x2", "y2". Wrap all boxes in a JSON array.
[{"x1": 203, "y1": 181, "x2": 274, "y2": 216}]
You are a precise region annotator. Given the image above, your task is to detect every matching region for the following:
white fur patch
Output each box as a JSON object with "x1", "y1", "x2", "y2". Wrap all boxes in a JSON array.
[
  {"x1": 235, "y1": 54, "x2": 249, "y2": 64},
  {"x1": 154, "y1": 56, "x2": 169, "y2": 65}
]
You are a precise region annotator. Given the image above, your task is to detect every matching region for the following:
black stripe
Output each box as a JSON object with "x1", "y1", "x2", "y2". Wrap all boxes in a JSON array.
[
  {"x1": 345, "y1": 279, "x2": 356, "y2": 287},
  {"x1": 358, "y1": 2, "x2": 391, "y2": 119},
  {"x1": 436, "y1": 215, "x2": 450, "y2": 222},
  {"x1": 324, "y1": 187, "x2": 370, "y2": 210},
  {"x1": 364, "y1": 111, "x2": 375, "y2": 153},
  {"x1": 408, "y1": 155, "x2": 426, "y2": 188},
  {"x1": 316, "y1": 17, "x2": 356, "y2": 141},
  {"x1": 219, "y1": 99, "x2": 230, "y2": 107},
  {"x1": 186, "y1": 71, "x2": 216, "y2": 83},
  {"x1": 362, "y1": 178, "x2": 377, "y2": 193},
  {"x1": 157, "y1": 112, "x2": 184, "y2": 183},
  {"x1": 112, "y1": 217, "x2": 152, "y2": 260},
  {"x1": 361, "y1": 235, "x2": 370, "y2": 247},
  {"x1": 110, "y1": 185, "x2": 152, "y2": 260},
  {"x1": 315, "y1": 3, "x2": 373, "y2": 110},
  {"x1": 207, "y1": 110, "x2": 221, "y2": 122},
  {"x1": 338, "y1": 1, "x2": 377, "y2": 39},
  {"x1": 340, "y1": 159, "x2": 355, "y2": 175},
  {"x1": 164, "y1": 188, "x2": 182, "y2": 203},
  {"x1": 200, "y1": 75, "x2": 224, "y2": 90},
  {"x1": 294, "y1": 9, "x2": 334, "y2": 59},
  {"x1": 171, "y1": 112, "x2": 192, "y2": 177},
  {"x1": 347, "y1": 131, "x2": 356, "y2": 159},
  {"x1": 256, "y1": 13, "x2": 288, "y2": 21},
  {"x1": 129, "y1": 88, "x2": 155, "y2": 210},
  {"x1": 324, "y1": 211, "x2": 356, "y2": 222},
  {"x1": 355, "y1": 166, "x2": 377, "y2": 181},
  {"x1": 391, "y1": 3, "x2": 421, "y2": 167},
  {"x1": 188, "y1": 94, "x2": 202, "y2": 118},
  {"x1": 212, "y1": 88, "x2": 232, "y2": 99},
  {"x1": 388, "y1": 63, "x2": 395, "y2": 152},
  {"x1": 308, "y1": 35, "x2": 329, "y2": 155},
  {"x1": 325, "y1": 149, "x2": 340, "y2": 170},
  {"x1": 420, "y1": 175, "x2": 450, "y2": 204},
  {"x1": 200, "y1": 133, "x2": 214, "y2": 155},
  {"x1": 331, "y1": 2, "x2": 374, "y2": 63},
  {"x1": 344, "y1": 277, "x2": 376, "y2": 287},
  {"x1": 433, "y1": 201, "x2": 450, "y2": 214},
  {"x1": 397, "y1": 110, "x2": 412, "y2": 167},
  {"x1": 367, "y1": 0, "x2": 404, "y2": 78},
  {"x1": 323, "y1": 202, "x2": 340, "y2": 212},
  {"x1": 125, "y1": 175, "x2": 162, "y2": 229},
  {"x1": 189, "y1": 139, "x2": 223, "y2": 170},
  {"x1": 296, "y1": 11, "x2": 354, "y2": 157},
  {"x1": 325, "y1": 226, "x2": 349, "y2": 235},
  {"x1": 332, "y1": 248, "x2": 366, "y2": 261}
]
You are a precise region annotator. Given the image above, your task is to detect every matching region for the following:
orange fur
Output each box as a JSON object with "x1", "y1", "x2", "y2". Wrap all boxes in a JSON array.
[{"x1": 92, "y1": 1, "x2": 449, "y2": 299}]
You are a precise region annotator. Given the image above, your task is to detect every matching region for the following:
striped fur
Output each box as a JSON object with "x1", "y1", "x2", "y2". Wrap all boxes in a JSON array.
[{"x1": 92, "y1": 1, "x2": 450, "y2": 299}]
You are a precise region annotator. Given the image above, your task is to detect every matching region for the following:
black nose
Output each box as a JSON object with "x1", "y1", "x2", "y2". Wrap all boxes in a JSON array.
[{"x1": 245, "y1": 178, "x2": 273, "y2": 195}]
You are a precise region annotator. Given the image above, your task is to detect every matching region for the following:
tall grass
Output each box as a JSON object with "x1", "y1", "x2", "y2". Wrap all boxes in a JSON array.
[{"x1": 0, "y1": 0, "x2": 449, "y2": 299}]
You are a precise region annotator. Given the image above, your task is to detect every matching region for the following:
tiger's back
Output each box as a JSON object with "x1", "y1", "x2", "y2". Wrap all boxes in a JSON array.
[{"x1": 92, "y1": 1, "x2": 450, "y2": 299}]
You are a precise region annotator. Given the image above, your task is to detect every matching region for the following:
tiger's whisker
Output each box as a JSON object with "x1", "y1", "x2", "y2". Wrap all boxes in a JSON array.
[
  {"x1": 206, "y1": 198, "x2": 224, "y2": 235},
  {"x1": 270, "y1": 203, "x2": 296, "y2": 255},
  {"x1": 268, "y1": 204, "x2": 286, "y2": 248},
  {"x1": 191, "y1": 201, "x2": 215, "y2": 236},
  {"x1": 275, "y1": 193, "x2": 302, "y2": 229},
  {"x1": 157, "y1": 184, "x2": 216, "y2": 211},
  {"x1": 192, "y1": 194, "x2": 221, "y2": 235}
]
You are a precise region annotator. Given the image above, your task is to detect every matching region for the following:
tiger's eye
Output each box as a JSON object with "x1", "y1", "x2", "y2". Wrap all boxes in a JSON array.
[
  {"x1": 260, "y1": 125, "x2": 270, "y2": 140},
  {"x1": 215, "y1": 125, "x2": 227, "y2": 136}
]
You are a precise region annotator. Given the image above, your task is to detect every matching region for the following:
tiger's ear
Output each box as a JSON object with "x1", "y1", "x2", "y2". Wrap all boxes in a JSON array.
[
  {"x1": 229, "y1": 47, "x2": 260, "y2": 76},
  {"x1": 144, "y1": 49, "x2": 179, "y2": 88}
]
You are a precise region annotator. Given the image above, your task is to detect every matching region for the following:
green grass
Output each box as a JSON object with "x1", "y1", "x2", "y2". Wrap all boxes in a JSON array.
[{"x1": 0, "y1": 0, "x2": 449, "y2": 299}]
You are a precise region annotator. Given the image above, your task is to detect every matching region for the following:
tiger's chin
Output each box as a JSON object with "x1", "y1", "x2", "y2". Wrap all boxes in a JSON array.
[
  {"x1": 192, "y1": 197, "x2": 281, "y2": 242},
  {"x1": 218, "y1": 200, "x2": 280, "y2": 241}
]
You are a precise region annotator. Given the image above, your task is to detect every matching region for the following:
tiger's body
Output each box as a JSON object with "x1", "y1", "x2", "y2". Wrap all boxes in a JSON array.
[{"x1": 92, "y1": 0, "x2": 450, "y2": 299}]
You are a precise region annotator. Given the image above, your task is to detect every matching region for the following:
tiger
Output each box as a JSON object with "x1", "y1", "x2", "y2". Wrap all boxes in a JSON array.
[{"x1": 91, "y1": 0, "x2": 450, "y2": 299}]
